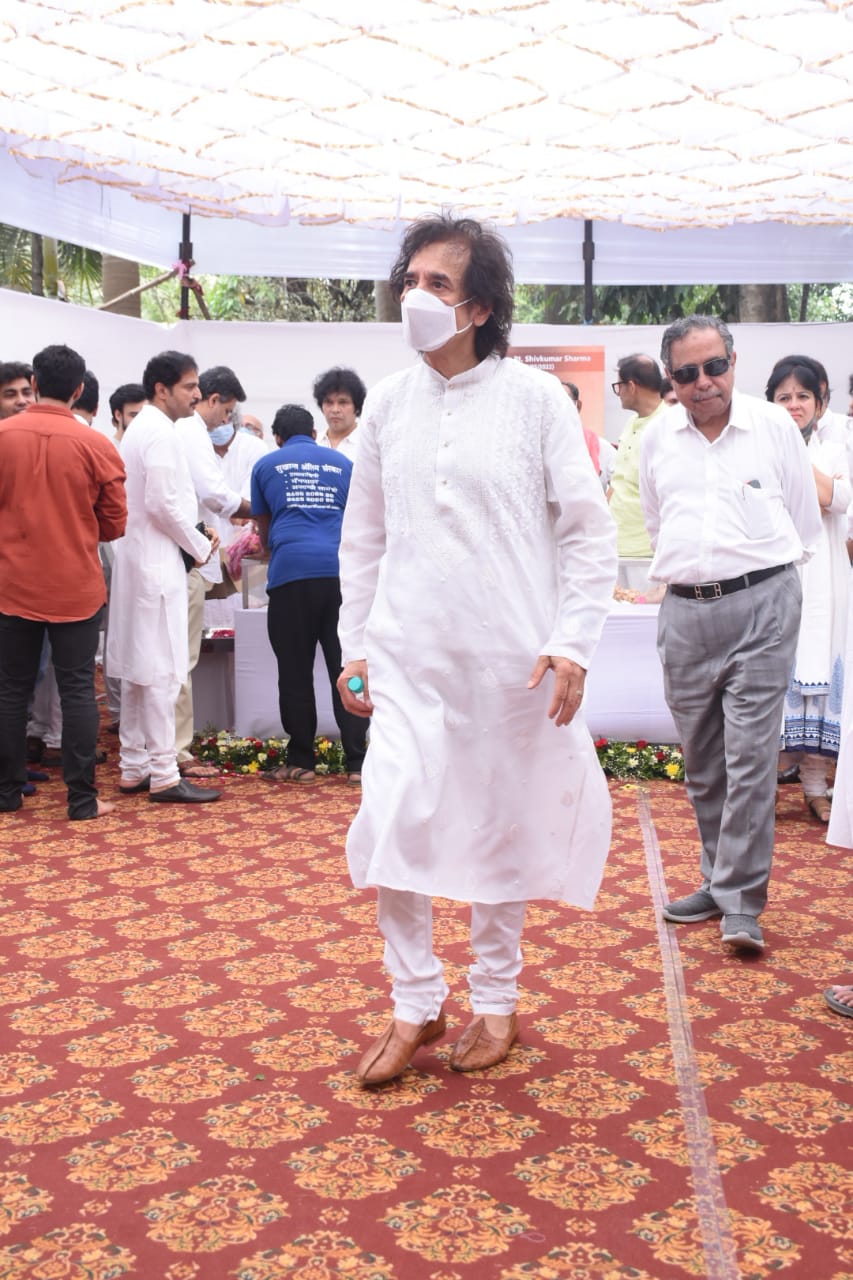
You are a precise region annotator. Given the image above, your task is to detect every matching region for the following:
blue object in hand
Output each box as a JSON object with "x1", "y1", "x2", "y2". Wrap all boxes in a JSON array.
[{"x1": 347, "y1": 675, "x2": 364, "y2": 693}]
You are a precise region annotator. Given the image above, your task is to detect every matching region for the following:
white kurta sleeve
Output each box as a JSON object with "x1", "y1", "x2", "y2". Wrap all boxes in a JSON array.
[
  {"x1": 638, "y1": 420, "x2": 661, "y2": 550},
  {"x1": 780, "y1": 416, "x2": 824, "y2": 558},
  {"x1": 180, "y1": 416, "x2": 243, "y2": 518},
  {"x1": 338, "y1": 398, "x2": 387, "y2": 664},
  {"x1": 539, "y1": 386, "x2": 617, "y2": 667}
]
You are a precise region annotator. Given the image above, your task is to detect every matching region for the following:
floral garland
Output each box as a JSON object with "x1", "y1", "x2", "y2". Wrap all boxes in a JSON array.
[
  {"x1": 192, "y1": 730, "x2": 684, "y2": 782},
  {"x1": 192, "y1": 731, "x2": 346, "y2": 775},
  {"x1": 595, "y1": 738, "x2": 684, "y2": 781}
]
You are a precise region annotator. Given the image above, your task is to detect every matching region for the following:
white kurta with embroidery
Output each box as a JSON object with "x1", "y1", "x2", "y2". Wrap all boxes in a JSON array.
[{"x1": 338, "y1": 354, "x2": 617, "y2": 908}]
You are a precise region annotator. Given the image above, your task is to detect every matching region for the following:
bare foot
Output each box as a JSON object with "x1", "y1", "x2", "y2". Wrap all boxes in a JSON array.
[
  {"x1": 828, "y1": 984, "x2": 853, "y2": 1008},
  {"x1": 96, "y1": 799, "x2": 116, "y2": 817}
]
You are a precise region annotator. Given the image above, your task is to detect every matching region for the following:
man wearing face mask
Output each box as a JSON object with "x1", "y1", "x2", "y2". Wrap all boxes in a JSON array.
[
  {"x1": 336, "y1": 213, "x2": 616, "y2": 1086},
  {"x1": 175, "y1": 365, "x2": 249, "y2": 775}
]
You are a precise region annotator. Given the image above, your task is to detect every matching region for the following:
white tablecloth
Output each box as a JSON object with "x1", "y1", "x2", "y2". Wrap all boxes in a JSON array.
[
  {"x1": 584, "y1": 602, "x2": 677, "y2": 743},
  {"x1": 226, "y1": 600, "x2": 678, "y2": 744},
  {"x1": 233, "y1": 605, "x2": 338, "y2": 739}
]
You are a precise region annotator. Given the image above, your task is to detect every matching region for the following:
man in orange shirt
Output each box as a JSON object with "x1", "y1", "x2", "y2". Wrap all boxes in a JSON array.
[{"x1": 0, "y1": 344, "x2": 127, "y2": 820}]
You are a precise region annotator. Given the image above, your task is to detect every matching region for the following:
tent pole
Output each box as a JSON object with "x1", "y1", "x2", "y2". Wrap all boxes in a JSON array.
[
  {"x1": 179, "y1": 212, "x2": 192, "y2": 320},
  {"x1": 583, "y1": 220, "x2": 595, "y2": 324}
]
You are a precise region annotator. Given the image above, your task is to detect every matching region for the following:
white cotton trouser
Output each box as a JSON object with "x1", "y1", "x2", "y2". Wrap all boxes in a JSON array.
[
  {"x1": 376, "y1": 887, "x2": 526, "y2": 1023},
  {"x1": 174, "y1": 569, "x2": 207, "y2": 763},
  {"x1": 28, "y1": 659, "x2": 62, "y2": 748},
  {"x1": 119, "y1": 676, "x2": 181, "y2": 790}
]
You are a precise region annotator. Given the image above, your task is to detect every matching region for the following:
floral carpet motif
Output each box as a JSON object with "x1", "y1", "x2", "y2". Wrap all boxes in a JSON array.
[{"x1": 0, "y1": 731, "x2": 850, "y2": 1278}]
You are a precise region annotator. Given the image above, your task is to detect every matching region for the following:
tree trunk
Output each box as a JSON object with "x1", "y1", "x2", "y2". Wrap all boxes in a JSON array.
[
  {"x1": 374, "y1": 280, "x2": 400, "y2": 322},
  {"x1": 102, "y1": 253, "x2": 141, "y2": 317},
  {"x1": 737, "y1": 283, "x2": 789, "y2": 323},
  {"x1": 31, "y1": 233, "x2": 43, "y2": 296},
  {"x1": 542, "y1": 285, "x2": 573, "y2": 325}
]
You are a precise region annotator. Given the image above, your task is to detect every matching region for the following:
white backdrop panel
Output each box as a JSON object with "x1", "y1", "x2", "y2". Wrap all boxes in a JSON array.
[{"x1": 2, "y1": 290, "x2": 851, "y2": 443}]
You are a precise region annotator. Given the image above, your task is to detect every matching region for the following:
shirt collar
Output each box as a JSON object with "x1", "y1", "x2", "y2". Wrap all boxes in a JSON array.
[{"x1": 675, "y1": 387, "x2": 748, "y2": 434}]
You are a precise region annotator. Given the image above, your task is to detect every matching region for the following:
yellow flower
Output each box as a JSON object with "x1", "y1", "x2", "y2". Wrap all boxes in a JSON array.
[
  {"x1": 665, "y1": 762, "x2": 681, "y2": 778},
  {"x1": 247, "y1": 761, "x2": 259, "y2": 773},
  {"x1": 626, "y1": 746, "x2": 637, "y2": 753}
]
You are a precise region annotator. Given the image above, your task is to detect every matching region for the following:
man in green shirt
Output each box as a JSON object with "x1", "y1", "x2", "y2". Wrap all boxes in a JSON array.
[{"x1": 609, "y1": 354, "x2": 666, "y2": 588}]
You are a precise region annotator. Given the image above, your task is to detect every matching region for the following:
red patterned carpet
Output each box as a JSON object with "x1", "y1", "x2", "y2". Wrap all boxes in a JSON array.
[{"x1": 0, "y1": 737, "x2": 851, "y2": 1279}]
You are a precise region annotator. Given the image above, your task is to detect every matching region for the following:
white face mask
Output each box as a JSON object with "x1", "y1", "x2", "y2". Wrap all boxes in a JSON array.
[
  {"x1": 401, "y1": 288, "x2": 473, "y2": 353},
  {"x1": 209, "y1": 422, "x2": 235, "y2": 446}
]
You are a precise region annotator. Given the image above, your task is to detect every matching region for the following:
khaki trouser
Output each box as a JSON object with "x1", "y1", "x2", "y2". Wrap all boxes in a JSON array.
[{"x1": 174, "y1": 568, "x2": 207, "y2": 763}]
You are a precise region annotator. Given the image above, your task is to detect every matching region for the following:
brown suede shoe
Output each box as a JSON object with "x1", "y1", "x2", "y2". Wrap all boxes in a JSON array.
[
  {"x1": 449, "y1": 1013, "x2": 518, "y2": 1073},
  {"x1": 357, "y1": 1009, "x2": 447, "y2": 1086}
]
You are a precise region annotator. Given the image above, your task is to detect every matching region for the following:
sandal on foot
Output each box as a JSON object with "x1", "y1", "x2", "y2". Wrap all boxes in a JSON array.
[
  {"x1": 824, "y1": 985, "x2": 853, "y2": 1018},
  {"x1": 261, "y1": 765, "x2": 316, "y2": 784},
  {"x1": 179, "y1": 761, "x2": 220, "y2": 779},
  {"x1": 347, "y1": 773, "x2": 362, "y2": 786},
  {"x1": 807, "y1": 795, "x2": 832, "y2": 823}
]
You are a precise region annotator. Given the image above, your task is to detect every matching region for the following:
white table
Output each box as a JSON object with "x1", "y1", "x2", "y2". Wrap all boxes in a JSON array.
[{"x1": 226, "y1": 600, "x2": 678, "y2": 745}]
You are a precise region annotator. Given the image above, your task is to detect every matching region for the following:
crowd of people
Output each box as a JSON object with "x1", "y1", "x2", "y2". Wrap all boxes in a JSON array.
[{"x1": 1, "y1": 212, "x2": 851, "y2": 1084}]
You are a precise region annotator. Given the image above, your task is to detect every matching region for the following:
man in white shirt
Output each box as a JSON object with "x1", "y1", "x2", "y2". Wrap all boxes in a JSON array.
[
  {"x1": 175, "y1": 366, "x2": 250, "y2": 772},
  {"x1": 312, "y1": 367, "x2": 366, "y2": 461},
  {"x1": 336, "y1": 213, "x2": 616, "y2": 1085},
  {"x1": 108, "y1": 351, "x2": 220, "y2": 803},
  {"x1": 640, "y1": 315, "x2": 822, "y2": 953}
]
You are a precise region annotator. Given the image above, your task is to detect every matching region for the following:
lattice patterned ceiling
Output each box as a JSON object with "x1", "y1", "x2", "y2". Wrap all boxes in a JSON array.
[{"x1": 2, "y1": 0, "x2": 853, "y2": 235}]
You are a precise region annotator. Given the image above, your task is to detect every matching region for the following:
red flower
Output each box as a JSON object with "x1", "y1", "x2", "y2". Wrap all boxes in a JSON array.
[
  {"x1": 594, "y1": 738, "x2": 608, "y2": 749},
  {"x1": 267, "y1": 748, "x2": 279, "y2": 761},
  {"x1": 656, "y1": 751, "x2": 666, "y2": 761},
  {"x1": 636, "y1": 739, "x2": 648, "y2": 750}
]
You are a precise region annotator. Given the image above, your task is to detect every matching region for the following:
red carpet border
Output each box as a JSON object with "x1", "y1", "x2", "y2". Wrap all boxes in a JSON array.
[{"x1": 0, "y1": 746, "x2": 851, "y2": 1279}]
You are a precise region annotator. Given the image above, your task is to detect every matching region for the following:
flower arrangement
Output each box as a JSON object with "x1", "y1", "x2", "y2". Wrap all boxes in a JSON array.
[
  {"x1": 192, "y1": 731, "x2": 347, "y2": 775},
  {"x1": 191, "y1": 729, "x2": 683, "y2": 782},
  {"x1": 595, "y1": 738, "x2": 684, "y2": 782}
]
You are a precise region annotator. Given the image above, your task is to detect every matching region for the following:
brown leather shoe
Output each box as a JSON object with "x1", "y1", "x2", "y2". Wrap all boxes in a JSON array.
[
  {"x1": 449, "y1": 1013, "x2": 518, "y2": 1073},
  {"x1": 357, "y1": 1009, "x2": 447, "y2": 1086}
]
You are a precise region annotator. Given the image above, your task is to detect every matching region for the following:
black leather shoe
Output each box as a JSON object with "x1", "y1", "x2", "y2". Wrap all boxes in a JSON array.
[
  {"x1": 149, "y1": 780, "x2": 220, "y2": 803},
  {"x1": 119, "y1": 777, "x2": 151, "y2": 794}
]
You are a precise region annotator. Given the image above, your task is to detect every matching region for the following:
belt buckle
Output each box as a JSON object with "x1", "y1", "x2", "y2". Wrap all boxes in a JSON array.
[{"x1": 694, "y1": 582, "x2": 722, "y2": 600}]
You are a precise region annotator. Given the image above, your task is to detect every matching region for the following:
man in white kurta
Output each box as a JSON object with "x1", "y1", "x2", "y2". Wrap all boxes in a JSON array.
[
  {"x1": 337, "y1": 215, "x2": 617, "y2": 1085},
  {"x1": 107, "y1": 352, "x2": 220, "y2": 803}
]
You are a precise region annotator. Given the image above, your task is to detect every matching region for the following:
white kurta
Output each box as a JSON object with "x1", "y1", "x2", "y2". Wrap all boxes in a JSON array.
[
  {"x1": 781, "y1": 419, "x2": 851, "y2": 756},
  {"x1": 338, "y1": 354, "x2": 617, "y2": 908},
  {"x1": 107, "y1": 403, "x2": 211, "y2": 686}
]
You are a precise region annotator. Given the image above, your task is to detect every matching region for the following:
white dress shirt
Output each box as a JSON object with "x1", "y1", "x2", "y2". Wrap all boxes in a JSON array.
[
  {"x1": 639, "y1": 389, "x2": 823, "y2": 584},
  {"x1": 316, "y1": 425, "x2": 360, "y2": 460},
  {"x1": 177, "y1": 412, "x2": 244, "y2": 583}
]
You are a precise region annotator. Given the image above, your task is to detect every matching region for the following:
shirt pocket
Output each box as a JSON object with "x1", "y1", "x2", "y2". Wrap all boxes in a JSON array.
[{"x1": 739, "y1": 483, "x2": 778, "y2": 540}]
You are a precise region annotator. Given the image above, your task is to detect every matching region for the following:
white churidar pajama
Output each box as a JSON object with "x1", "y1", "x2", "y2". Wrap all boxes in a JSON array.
[
  {"x1": 338, "y1": 354, "x2": 617, "y2": 1018},
  {"x1": 107, "y1": 404, "x2": 212, "y2": 786},
  {"x1": 378, "y1": 889, "x2": 526, "y2": 1021}
]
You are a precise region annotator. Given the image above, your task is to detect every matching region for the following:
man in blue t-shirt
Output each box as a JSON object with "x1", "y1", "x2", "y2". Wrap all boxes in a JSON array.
[{"x1": 250, "y1": 403, "x2": 368, "y2": 783}]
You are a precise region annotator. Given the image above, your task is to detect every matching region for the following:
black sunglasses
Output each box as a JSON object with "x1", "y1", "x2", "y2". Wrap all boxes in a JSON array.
[{"x1": 670, "y1": 356, "x2": 731, "y2": 386}]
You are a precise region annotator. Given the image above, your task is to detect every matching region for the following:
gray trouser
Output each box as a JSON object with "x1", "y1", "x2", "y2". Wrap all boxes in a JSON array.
[{"x1": 657, "y1": 565, "x2": 801, "y2": 916}]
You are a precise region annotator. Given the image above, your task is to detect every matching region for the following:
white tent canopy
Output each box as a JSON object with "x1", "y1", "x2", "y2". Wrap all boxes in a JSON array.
[{"x1": 2, "y1": 0, "x2": 852, "y2": 283}]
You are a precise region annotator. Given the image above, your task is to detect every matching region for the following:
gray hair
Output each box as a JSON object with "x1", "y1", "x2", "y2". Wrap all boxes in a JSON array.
[{"x1": 660, "y1": 315, "x2": 734, "y2": 372}]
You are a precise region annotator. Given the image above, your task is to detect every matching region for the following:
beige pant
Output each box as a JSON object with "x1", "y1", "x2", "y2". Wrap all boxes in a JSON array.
[{"x1": 174, "y1": 569, "x2": 207, "y2": 763}]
